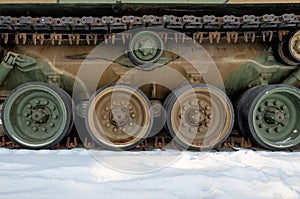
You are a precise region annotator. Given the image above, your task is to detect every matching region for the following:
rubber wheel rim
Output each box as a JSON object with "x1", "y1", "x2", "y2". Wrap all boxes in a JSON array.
[
  {"x1": 249, "y1": 84, "x2": 300, "y2": 150},
  {"x1": 235, "y1": 85, "x2": 265, "y2": 138},
  {"x1": 2, "y1": 82, "x2": 73, "y2": 149},
  {"x1": 287, "y1": 30, "x2": 300, "y2": 62},
  {"x1": 165, "y1": 84, "x2": 234, "y2": 150},
  {"x1": 86, "y1": 83, "x2": 153, "y2": 150}
]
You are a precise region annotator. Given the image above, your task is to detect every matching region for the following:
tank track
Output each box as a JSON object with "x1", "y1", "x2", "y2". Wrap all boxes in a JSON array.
[
  {"x1": 1, "y1": 132, "x2": 300, "y2": 152},
  {"x1": 0, "y1": 104, "x2": 273, "y2": 151},
  {"x1": 0, "y1": 13, "x2": 299, "y2": 45}
]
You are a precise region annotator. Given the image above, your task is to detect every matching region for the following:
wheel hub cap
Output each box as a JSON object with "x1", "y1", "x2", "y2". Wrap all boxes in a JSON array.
[
  {"x1": 186, "y1": 108, "x2": 206, "y2": 126},
  {"x1": 138, "y1": 39, "x2": 157, "y2": 57},
  {"x1": 109, "y1": 106, "x2": 130, "y2": 127}
]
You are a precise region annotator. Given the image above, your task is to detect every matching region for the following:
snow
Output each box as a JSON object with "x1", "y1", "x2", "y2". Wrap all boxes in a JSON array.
[{"x1": 0, "y1": 148, "x2": 300, "y2": 199}]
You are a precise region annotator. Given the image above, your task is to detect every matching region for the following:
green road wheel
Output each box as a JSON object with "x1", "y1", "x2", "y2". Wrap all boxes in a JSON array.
[
  {"x1": 165, "y1": 84, "x2": 234, "y2": 150},
  {"x1": 2, "y1": 82, "x2": 73, "y2": 149},
  {"x1": 86, "y1": 83, "x2": 153, "y2": 150},
  {"x1": 237, "y1": 84, "x2": 300, "y2": 150}
]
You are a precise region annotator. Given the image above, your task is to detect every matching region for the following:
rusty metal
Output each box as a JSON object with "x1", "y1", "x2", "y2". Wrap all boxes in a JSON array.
[
  {"x1": 262, "y1": 31, "x2": 274, "y2": 42},
  {"x1": 154, "y1": 136, "x2": 166, "y2": 148},
  {"x1": 223, "y1": 137, "x2": 235, "y2": 148},
  {"x1": 32, "y1": 34, "x2": 45, "y2": 45},
  {"x1": 0, "y1": 136, "x2": 19, "y2": 148},
  {"x1": 68, "y1": 34, "x2": 80, "y2": 45},
  {"x1": 51, "y1": 143, "x2": 60, "y2": 149},
  {"x1": 2, "y1": 33, "x2": 8, "y2": 44},
  {"x1": 209, "y1": 32, "x2": 221, "y2": 44},
  {"x1": 83, "y1": 137, "x2": 95, "y2": 149},
  {"x1": 66, "y1": 136, "x2": 78, "y2": 149},
  {"x1": 244, "y1": 32, "x2": 256, "y2": 43},
  {"x1": 121, "y1": 33, "x2": 132, "y2": 44},
  {"x1": 15, "y1": 33, "x2": 27, "y2": 45},
  {"x1": 193, "y1": 32, "x2": 204, "y2": 43},
  {"x1": 240, "y1": 138, "x2": 252, "y2": 148},
  {"x1": 50, "y1": 34, "x2": 62, "y2": 45},
  {"x1": 104, "y1": 34, "x2": 116, "y2": 44},
  {"x1": 136, "y1": 139, "x2": 149, "y2": 150},
  {"x1": 278, "y1": 30, "x2": 289, "y2": 41},
  {"x1": 226, "y1": 32, "x2": 238, "y2": 43}
]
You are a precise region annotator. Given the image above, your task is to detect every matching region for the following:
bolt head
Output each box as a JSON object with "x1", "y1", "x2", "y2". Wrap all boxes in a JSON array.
[
  {"x1": 205, "y1": 122, "x2": 210, "y2": 127},
  {"x1": 273, "y1": 100, "x2": 280, "y2": 106},
  {"x1": 131, "y1": 113, "x2": 136, "y2": 118},
  {"x1": 275, "y1": 127, "x2": 281, "y2": 133},
  {"x1": 281, "y1": 105, "x2": 288, "y2": 110},
  {"x1": 50, "y1": 106, "x2": 56, "y2": 111},
  {"x1": 189, "y1": 127, "x2": 195, "y2": 133},
  {"x1": 205, "y1": 106, "x2": 211, "y2": 111},
  {"x1": 259, "y1": 106, "x2": 266, "y2": 112},
  {"x1": 208, "y1": 114, "x2": 213, "y2": 119}
]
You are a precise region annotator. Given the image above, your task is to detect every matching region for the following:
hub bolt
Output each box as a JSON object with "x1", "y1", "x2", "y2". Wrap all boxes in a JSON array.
[
  {"x1": 205, "y1": 106, "x2": 211, "y2": 111},
  {"x1": 131, "y1": 113, "x2": 136, "y2": 118},
  {"x1": 50, "y1": 106, "x2": 56, "y2": 111}
]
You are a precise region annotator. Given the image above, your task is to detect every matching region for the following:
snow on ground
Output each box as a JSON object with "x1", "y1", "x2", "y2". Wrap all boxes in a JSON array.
[{"x1": 0, "y1": 148, "x2": 300, "y2": 199}]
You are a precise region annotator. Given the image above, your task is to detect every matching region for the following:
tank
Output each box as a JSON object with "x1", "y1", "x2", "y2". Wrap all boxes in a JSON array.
[{"x1": 0, "y1": 0, "x2": 299, "y2": 151}]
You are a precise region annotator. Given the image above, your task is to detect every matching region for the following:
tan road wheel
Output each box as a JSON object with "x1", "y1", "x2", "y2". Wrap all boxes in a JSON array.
[
  {"x1": 288, "y1": 30, "x2": 300, "y2": 62},
  {"x1": 165, "y1": 84, "x2": 234, "y2": 150},
  {"x1": 86, "y1": 83, "x2": 153, "y2": 150}
]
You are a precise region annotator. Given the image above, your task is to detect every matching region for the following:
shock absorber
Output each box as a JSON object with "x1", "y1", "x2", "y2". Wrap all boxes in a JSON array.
[
  {"x1": 0, "y1": 53, "x2": 14, "y2": 86},
  {"x1": 282, "y1": 68, "x2": 300, "y2": 86}
]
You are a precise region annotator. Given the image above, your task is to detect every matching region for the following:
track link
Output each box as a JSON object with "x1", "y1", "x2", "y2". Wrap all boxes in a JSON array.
[{"x1": 0, "y1": 14, "x2": 299, "y2": 45}]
